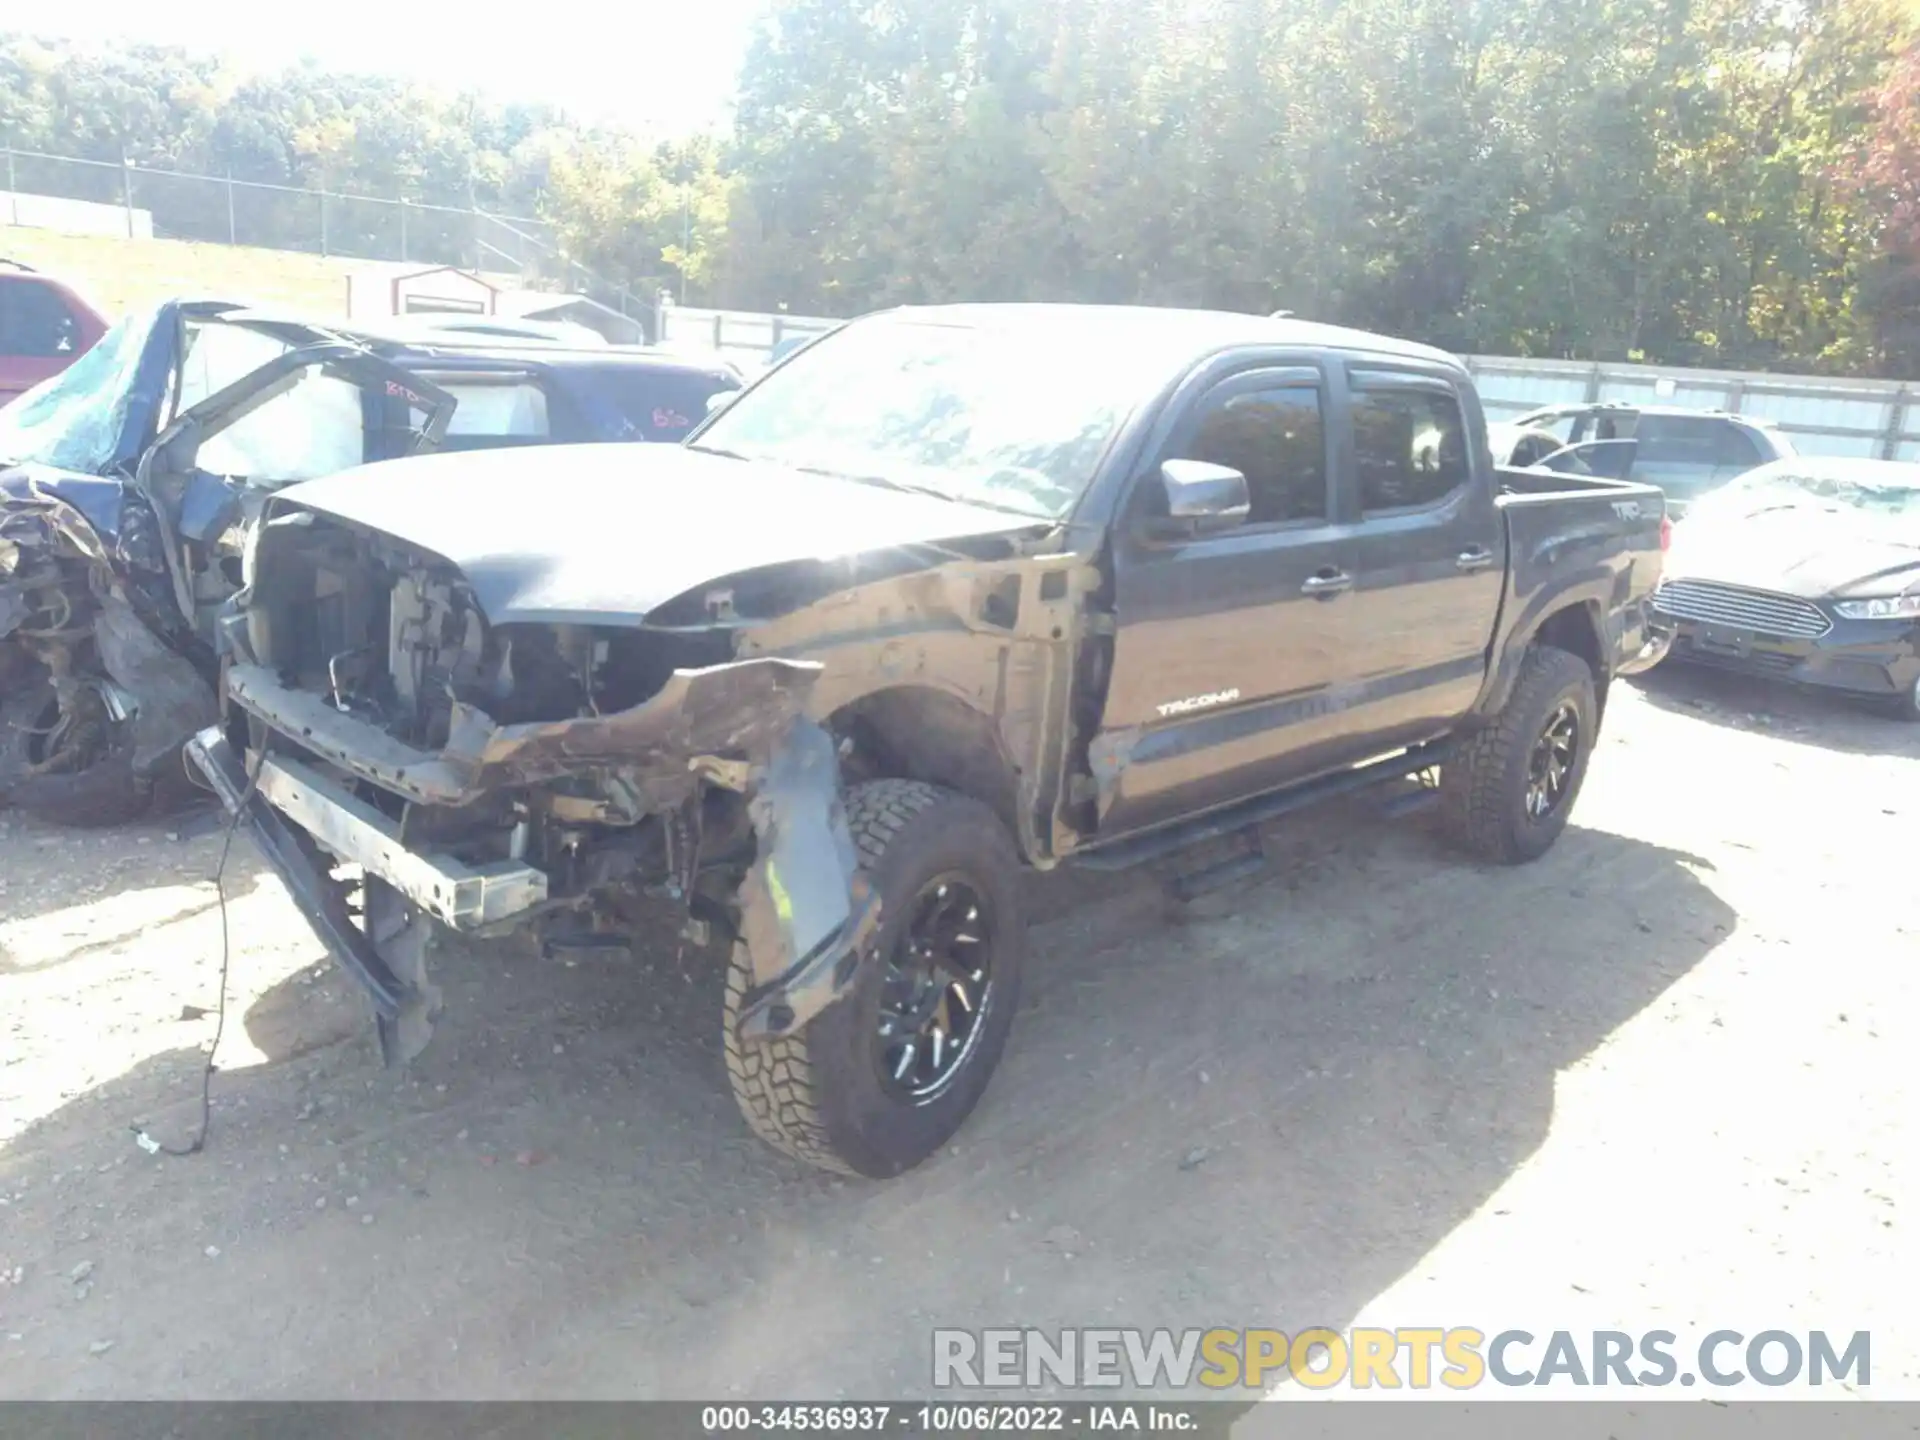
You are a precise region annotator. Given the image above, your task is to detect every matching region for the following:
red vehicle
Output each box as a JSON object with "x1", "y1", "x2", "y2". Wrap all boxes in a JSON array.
[{"x1": 0, "y1": 262, "x2": 108, "y2": 405}]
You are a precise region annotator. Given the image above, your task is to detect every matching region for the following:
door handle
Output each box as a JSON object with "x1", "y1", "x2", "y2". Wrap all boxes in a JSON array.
[
  {"x1": 1301, "y1": 570, "x2": 1353, "y2": 597},
  {"x1": 1455, "y1": 547, "x2": 1496, "y2": 573}
]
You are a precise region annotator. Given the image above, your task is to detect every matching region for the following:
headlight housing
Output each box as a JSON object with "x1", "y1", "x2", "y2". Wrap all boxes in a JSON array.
[{"x1": 1833, "y1": 594, "x2": 1920, "y2": 621}]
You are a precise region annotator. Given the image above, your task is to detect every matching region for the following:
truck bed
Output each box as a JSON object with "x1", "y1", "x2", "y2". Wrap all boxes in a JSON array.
[{"x1": 1485, "y1": 465, "x2": 1668, "y2": 686}]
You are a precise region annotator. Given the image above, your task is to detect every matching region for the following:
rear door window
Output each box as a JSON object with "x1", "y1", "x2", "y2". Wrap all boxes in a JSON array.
[
  {"x1": 1634, "y1": 416, "x2": 1722, "y2": 466},
  {"x1": 1350, "y1": 382, "x2": 1472, "y2": 512},
  {"x1": 442, "y1": 381, "x2": 552, "y2": 438},
  {"x1": 566, "y1": 367, "x2": 742, "y2": 442}
]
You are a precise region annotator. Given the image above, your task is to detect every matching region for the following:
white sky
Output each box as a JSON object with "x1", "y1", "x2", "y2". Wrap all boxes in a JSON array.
[{"x1": 19, "y1": 0, "x2": 763, "y2": 136}]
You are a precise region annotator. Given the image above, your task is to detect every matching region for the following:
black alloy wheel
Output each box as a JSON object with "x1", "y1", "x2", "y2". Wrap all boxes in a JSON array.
[
  {"x1": 873, "y1": 875, "x2": 995, "y2": 1104},
  {"x1": 1524, "y1": 701, "x2": 1581, "y2": 821}
]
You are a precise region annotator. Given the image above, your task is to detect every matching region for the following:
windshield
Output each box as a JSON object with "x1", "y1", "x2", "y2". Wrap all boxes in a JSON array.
[
  {"x1": 1702, "y1": 464, "x2": 1920, "y2": 537},
  {"x1": 0, "y1": 307, "x2": 161, "y2": 472},
  {"x1": 690, "y1": 316, "x2": 1165, "y2": 518}
]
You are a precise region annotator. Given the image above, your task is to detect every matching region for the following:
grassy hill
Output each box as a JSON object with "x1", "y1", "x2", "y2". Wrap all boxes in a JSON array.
[{"x1": 2, "y1": 227, "x2": 371, "y2": 319}]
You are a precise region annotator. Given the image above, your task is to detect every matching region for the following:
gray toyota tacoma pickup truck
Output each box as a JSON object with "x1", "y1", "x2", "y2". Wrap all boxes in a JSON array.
[{"x1": 189, "y1": 304, "x2": 1672, "y2": 1178}]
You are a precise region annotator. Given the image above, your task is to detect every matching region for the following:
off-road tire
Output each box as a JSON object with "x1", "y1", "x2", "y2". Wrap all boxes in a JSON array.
[
  {"x1": 1439, "y1": 643, "x2": 1596, "y2": 864},
  {"x1": 723, "y1": 779, "x2": 1026, "y2": 1178},
  {"x1": 0, "y1": 680, "x2": 155, "y2": 827}
]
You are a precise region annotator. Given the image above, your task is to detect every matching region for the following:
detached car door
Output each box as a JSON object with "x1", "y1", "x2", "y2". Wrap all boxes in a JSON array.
[{"x1": 1091, "y1": 362, "x2": 1362, "y2": 837}]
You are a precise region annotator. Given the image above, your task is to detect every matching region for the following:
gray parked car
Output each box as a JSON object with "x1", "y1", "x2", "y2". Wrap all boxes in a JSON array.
[{"x1": 1489, "y1": 403, "x2": 1795, "y2": 517}]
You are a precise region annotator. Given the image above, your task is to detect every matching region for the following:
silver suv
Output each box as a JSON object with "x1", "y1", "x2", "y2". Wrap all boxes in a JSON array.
[{"x1": 1496, "y1": 403, "x2": 1796, "y2": 516}]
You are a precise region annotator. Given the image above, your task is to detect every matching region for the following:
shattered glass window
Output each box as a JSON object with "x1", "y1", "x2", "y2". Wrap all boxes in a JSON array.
[{"x1": 0, "y1": 307, "x2": 159, "y2": 472}]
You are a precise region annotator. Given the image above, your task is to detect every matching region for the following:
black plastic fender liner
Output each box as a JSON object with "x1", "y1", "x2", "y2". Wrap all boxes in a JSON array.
[{"x1": 184, "y1": 726, "x2": 411, "y2": 1020}]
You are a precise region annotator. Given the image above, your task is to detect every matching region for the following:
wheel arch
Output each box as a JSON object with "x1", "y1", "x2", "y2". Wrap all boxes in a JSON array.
[
  {"x1": 1479, "y1": 596, "x2": 1610, "y2": 725},
  {"x1": 828, "y1": 684, "x2": 1025, "y2": 846}
]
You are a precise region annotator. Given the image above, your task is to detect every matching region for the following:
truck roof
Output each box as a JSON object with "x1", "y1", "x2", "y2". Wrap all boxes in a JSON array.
[
  {"x1": 877, "y1": 303, "x2": 1462, "y2": 372},
  {"x1": 197, "y1": 304, "x2": 740, "y2": 379},
  {"x1": 1519, "y1": 401, "x2": 1784, "y2": 429}
]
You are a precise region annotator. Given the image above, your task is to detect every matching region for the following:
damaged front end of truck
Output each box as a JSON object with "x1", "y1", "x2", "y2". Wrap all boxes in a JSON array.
[
  {"x1": 191, "y1": 642, "x2": 879, "y2": 1065},
  {"x1": 182, "y1": 443, "x2": 1071, "y2": 1065}
]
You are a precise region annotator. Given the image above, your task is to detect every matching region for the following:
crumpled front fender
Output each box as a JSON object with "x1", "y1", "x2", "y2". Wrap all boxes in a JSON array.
[{"x1": 731, "y1": 716, "x2": 881, "y2": 1043}]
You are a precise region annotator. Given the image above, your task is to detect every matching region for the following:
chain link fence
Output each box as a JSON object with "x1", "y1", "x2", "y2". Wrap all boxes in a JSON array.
[{"x1": 2, "y1": 146, "x2": 651, "y2": 318}]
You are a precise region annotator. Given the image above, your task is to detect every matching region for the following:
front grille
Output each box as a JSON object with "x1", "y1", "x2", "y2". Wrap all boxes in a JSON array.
[{"x1": 1653, "y1": 580, "x2": 1833, "y2": 640}]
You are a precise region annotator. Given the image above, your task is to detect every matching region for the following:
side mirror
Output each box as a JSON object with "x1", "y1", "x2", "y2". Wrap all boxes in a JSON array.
[
  {"x1": 706, "y1": 389, "x2": 741, "y2": 418},
  {"x1": 1157, "y1": 459, "x2": 1250, "y2": 535}
]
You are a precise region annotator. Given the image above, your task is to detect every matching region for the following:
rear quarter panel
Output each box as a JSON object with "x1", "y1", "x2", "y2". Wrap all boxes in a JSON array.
[{"x1": 1476, "y1": 471, "x2": 1666, "y2": 717}]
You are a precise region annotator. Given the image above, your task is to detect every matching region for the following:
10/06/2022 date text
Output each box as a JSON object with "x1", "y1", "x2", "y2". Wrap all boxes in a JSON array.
[{"x1": 700, "y1": 1404, "x2": 1203, "y2": 1433}]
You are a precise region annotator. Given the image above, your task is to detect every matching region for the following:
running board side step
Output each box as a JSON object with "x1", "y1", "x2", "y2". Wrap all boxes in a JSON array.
[
  {"x1": 1071, "y1": 739, "x2": 1453, "y2": 873},
  {"x1": 1165, "y1": 835, "x2": 1268, "y2": 902}
]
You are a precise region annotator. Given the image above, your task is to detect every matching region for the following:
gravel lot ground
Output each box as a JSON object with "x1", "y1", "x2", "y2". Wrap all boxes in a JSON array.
[{"x1": 0, "y1": 664, "x2": 1912, "y2": 1404}]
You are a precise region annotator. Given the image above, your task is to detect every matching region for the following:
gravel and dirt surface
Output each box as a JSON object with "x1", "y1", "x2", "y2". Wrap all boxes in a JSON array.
[{"x1": 0, "y1": 665, "x2": 1912, "y2": 1402}]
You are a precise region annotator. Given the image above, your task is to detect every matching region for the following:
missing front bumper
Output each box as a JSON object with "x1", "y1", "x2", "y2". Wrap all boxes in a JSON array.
[{"x1": 188, "y1": 658, "x2": 882, "y2": 1056}]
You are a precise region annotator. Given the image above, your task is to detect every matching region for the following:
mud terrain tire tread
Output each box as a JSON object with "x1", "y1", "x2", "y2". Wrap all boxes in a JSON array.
[
  {"x1": 723, "y1": 779, "x2": 1023, "y2": 1177},
  {"x1": 1439, "y1": 643, "x2": 1596, "y2": 865}
]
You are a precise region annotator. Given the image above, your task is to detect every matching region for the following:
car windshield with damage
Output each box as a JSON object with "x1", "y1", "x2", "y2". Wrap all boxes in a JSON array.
[
  {"x1": 0, "y1": 307, "x2": 156, "y2": 472},
  {"x1": 1700, "y1": 462, "x2": 1920, "y2": 539},
  {"x1": 688, "y1": 314, "x2": 1166, "y2": 519}
]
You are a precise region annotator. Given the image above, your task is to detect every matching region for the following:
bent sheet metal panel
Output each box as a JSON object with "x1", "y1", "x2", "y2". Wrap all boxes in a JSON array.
[{"x1": 222, "y1": 655, "x2": 825, "y2": 806}]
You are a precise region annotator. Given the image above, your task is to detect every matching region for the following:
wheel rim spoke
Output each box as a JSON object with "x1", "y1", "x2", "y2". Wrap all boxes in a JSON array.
[
  {"x1": 872, "y1": 874, "x2": 995, "y2": 1105},
  {"x1": 1524, "y1": 702, "x2": 1581, "y2": 823}
]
